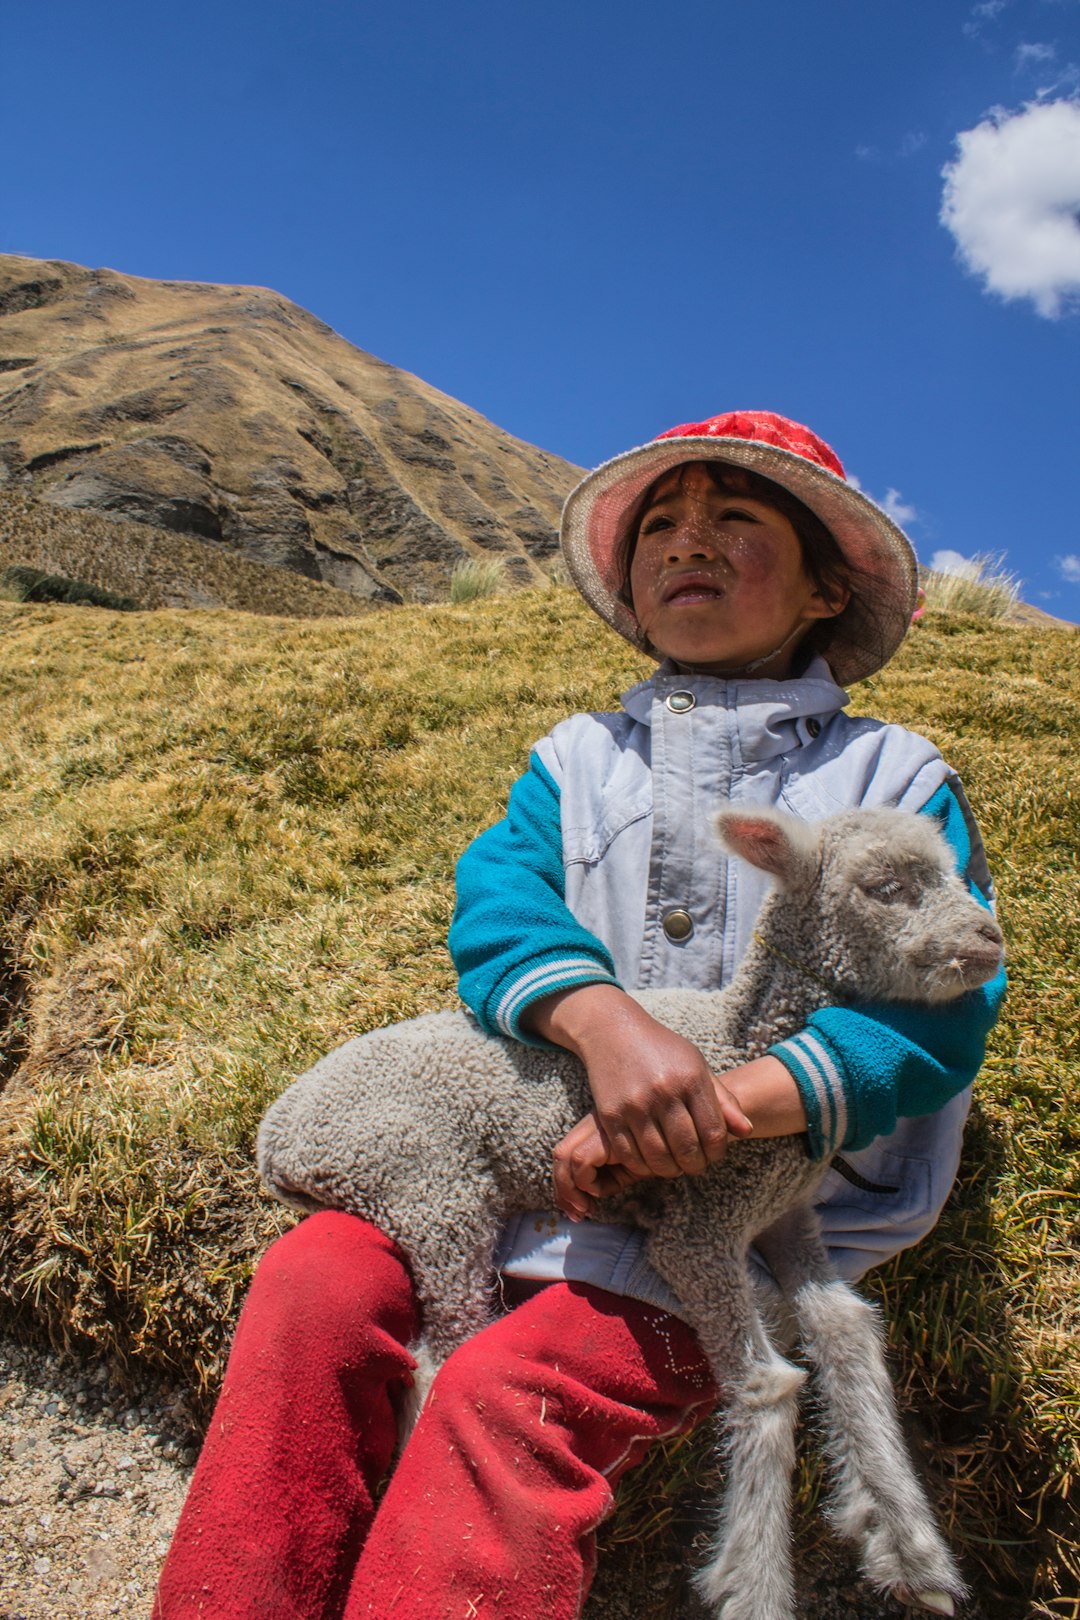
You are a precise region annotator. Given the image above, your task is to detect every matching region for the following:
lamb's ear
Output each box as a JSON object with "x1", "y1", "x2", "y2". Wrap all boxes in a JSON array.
[{"x1": 713, "y1": 808, "x2": 819, "y2": 888}]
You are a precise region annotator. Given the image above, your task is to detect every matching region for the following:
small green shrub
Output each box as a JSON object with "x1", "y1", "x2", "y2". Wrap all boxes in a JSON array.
[
  {"x1": 449, "y1": 556, "x2": 505, "y2": 603},
  {"x1": 0, "y1": 563, "x2": 139, "y2": 611},
  {"x1": 920, "y1": 552, "x2": 1021, "y2": 620}
]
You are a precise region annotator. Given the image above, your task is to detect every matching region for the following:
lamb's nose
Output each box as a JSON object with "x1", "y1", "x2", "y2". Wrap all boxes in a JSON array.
[{"x1": 977, "y1": 917, "x2": 1004, "y2": 949}]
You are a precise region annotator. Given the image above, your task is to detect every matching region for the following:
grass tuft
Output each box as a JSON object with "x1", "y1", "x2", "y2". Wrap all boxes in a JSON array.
[
  {"x1": 449, "y1": 555, "x2": 506, "y2": 602},
  {"x1": 921, "y1": 552, "x2": 1023, "y2": 620},
  {"x1": 0, "y1": 588, "x2": 1076, "y2": 1615}
]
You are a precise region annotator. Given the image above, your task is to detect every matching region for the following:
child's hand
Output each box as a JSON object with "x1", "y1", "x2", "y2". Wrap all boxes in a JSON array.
[
  {"x1": 522, "y1": 984, "x2": 754, "y2": 1208},
  {"x1": 552, "y1": 1081, "x2": 753, "y2": 1220},
  {"x1": 551, "y1": 1112, "x2": 639, "y2": 1218}
]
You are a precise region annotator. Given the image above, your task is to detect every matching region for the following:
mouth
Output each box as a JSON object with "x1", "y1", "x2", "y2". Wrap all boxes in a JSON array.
[
  {"x1": 927, "y1": 946, "x2": 1004, "y2": 998},
  {"x1": 953, "y1": 946, "x2": 1005, "y2": 984},
  {"x1": 663, "y1": 575, "x2": 727, "y2": 606}
]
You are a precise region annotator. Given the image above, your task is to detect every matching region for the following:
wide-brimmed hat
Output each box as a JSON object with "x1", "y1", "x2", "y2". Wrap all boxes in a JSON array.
[{"x1": 560, "y1": 409, "x2": 919, "y2": 685}]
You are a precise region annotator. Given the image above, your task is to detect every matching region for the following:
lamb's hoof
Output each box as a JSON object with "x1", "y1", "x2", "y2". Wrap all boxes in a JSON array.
[{"x1": 896, "y1": 1588, "x2": 955, "y2": 1616}]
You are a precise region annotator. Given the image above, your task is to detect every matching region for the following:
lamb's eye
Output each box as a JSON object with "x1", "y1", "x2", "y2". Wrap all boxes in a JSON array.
[{"x1": 865, "y1": 876, "x2": 905, "y2": 902}]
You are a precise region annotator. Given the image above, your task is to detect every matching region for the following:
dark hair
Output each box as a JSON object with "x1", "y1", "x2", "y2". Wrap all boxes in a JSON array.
[{"x1": 617, "y1": 460, "x2": 886, "y2": 672}]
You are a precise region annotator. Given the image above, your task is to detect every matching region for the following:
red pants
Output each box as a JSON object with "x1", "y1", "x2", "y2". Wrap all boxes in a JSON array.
[{"x1": 153, "y1": 1211, "x2": 715, "y2": 1620}]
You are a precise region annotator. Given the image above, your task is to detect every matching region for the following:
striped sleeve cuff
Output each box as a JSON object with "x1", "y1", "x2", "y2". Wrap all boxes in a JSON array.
[
  {"x1": 493, "y1": 953, "x2": 621, "y2": 1042},
  {"x1": 769, "y1": 1032, "x2": 849, "y2": 1161}
]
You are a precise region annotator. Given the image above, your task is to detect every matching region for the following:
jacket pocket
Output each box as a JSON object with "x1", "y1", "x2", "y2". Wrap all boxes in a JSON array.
[
  {"x1": 562, "y1": 793, "x2": 652, "y2": 867},
  {"x1": 816, "y1": 1149, "x2": 934, "y2": 1231}
]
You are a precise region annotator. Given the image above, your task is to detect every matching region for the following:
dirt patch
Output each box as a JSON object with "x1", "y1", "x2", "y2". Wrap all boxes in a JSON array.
[{"x1": 0, "y1": 1333, "x2": 195, "y2": 1618}]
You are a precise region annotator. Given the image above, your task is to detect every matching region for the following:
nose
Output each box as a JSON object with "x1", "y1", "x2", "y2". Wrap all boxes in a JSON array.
[
  {"x1": 661, "y1": 514, "x2": 723, "y2": 566},
  {"x1": 956, "y1": 912, "x2": 1005, "y2": 982}
]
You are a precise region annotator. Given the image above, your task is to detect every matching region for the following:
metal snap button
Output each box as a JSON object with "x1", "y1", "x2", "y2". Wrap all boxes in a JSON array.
[
  {"x1": 666, "y1": 690, "x2": 696, "y2": 713},
  {"x1": 806, "y1": 717, "x2": 821, "y2": 739},
  {"x1": 662, "y1": 908, "x2": 694, "y2": 942}
]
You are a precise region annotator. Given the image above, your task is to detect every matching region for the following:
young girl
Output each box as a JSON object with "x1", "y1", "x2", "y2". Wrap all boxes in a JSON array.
[{"x1": 154, "y1": 410, "x2": 1003, "y2": 1620}]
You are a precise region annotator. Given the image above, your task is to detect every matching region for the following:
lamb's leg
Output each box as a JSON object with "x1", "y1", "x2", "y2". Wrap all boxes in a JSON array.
[
  {"x1": 397, "y1": 1338, "x2": 442, "y2": 1441},
  {"x1": 645, "y1": 1228, "x2": 805, "y2": 1620},
  {"x1": 756, "y1": 1207, "x2": 966, "y2": 1614},
  {"x1": 694, "y1": 1331, "x2": 806, "y2": 1620}
]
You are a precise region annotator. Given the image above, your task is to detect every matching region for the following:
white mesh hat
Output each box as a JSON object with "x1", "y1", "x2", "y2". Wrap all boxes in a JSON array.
[{"x1": 560, "y1": 409, "x2": 919, "y2": 685}]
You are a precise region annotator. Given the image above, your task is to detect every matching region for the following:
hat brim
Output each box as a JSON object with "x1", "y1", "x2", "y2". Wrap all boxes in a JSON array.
[{"x1": 560, "y1": 436, "x2": 918, "y2": 686}]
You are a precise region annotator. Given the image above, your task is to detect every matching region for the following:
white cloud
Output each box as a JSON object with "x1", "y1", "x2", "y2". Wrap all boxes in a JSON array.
[
  {"x1": 964, "y1": 0, "x2": 1011, "y2": 37},
  {"x1": 1016, "y1": 42, "x2": 1056, "y2": 70},
  {"x1": 881, "y1": 488, "x2": 918, "y2": 526},
  {"x1": 940, "y1": 98, "x2": 1080, "y2": 317},
  {"x1": 847, "y1": 473, "x2": 917, "y2": 527},
  {"x1": 1055, "y1": 552, "x2": 1080, "y2": 582},
  {"x1": 857, "y1": 132, "x2": 927, "y2": 163},
  {"x1": 929, "y1": 549, "x2": 983, "y2": 578},
  {"x1": 1039, "y1": 62, "x2": 1080, "y2": 98}
]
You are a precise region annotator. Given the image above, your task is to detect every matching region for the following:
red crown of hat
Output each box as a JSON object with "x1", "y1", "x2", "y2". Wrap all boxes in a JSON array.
[{"x1": 655, "y1": 411, "x2": 846, "y2": 481}]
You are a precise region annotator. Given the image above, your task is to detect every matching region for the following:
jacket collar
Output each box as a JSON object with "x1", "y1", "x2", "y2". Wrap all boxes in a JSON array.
[{"x1": 620, "y1": 657, "x2": 850, "y2": 765}]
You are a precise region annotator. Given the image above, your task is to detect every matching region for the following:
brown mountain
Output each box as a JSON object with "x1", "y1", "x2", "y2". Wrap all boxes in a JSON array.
[{"x1": 0, "y1": 254, "x2": 582, "y2": 609}]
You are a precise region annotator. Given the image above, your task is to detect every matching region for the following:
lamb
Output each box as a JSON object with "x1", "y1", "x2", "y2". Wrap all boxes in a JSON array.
[{"x1": 257, "y1": 804, "x2": 1004, "y2": 1620}]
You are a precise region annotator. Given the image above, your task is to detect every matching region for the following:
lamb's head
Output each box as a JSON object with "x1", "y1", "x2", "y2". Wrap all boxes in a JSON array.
[{"x1": 714, "y1": 805, "x2": 1004, "y2": 1005}]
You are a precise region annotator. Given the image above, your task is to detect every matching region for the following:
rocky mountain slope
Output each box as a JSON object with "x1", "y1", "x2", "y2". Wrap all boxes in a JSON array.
[{"x1": 0, "y1": 254, "x2": 581, "y2": 607}]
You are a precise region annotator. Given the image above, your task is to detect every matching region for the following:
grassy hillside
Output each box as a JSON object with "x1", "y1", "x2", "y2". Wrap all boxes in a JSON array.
[{"x1": 0, "y1": 589, "x2": 1076, "y2": 1616}]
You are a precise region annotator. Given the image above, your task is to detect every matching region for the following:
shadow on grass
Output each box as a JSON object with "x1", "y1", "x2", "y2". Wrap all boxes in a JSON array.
[{"x1": 0, "y1": 956, "x2": 30, "y2": 1091}]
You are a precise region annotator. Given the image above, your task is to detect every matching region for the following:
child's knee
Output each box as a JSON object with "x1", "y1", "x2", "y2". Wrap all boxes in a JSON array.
[
  {"x1": 426, "y1": 1325, "x2": 552, "y2": 1430},
  {"x1": 238, "y1": 1211, "x2": 417, "y2": 1361}
]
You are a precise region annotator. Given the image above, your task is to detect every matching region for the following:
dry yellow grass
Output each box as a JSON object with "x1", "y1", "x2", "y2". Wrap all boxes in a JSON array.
[
  {"x1": 921, "y1": 553, "x2": 1022, "y2": 621},
  {"x1": 0, "y1": 590, "x2": 1076, "y2": 1616}
]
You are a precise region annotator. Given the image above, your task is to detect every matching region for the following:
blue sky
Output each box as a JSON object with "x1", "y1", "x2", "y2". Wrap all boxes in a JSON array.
[{"x1": 4, "y1": 0, "x2": 1080, "y2": 612}]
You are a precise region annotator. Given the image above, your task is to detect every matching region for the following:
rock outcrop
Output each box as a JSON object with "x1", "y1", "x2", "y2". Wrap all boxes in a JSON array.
[{"x1": 0, "y1": 255, "x2": 582, "y2": 605}]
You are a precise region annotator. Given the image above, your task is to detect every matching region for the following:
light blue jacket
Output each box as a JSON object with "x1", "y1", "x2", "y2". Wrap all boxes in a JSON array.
[{"x1": 450, "y1": 659, "x2": 1004, "y2": 1308}]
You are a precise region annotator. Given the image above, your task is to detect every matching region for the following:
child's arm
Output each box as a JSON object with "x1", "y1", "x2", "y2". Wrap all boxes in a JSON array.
[
  {"x1": 450, "y1": 752, "x2": 623, "y2": 1037},
  {"x1": 534, "y1": 999, "x2": 802, "y2": 1219},
  {"x1": 452, "y1": 752, "x2": 749, "y2": 1180}
]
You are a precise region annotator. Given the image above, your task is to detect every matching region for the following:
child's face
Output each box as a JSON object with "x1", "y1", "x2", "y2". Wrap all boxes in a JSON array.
[{"x1": 628, "y1": 463, "x2": 843, "y2": 678}]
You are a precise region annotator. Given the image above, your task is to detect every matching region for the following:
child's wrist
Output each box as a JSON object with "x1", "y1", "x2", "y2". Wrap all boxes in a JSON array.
[
  {"x1": 520, "y1": 981, "x2": 639, "y2": 1060},
  {"x1": 721, "y1": 1056, "x2": 808, "y2": 1137}
]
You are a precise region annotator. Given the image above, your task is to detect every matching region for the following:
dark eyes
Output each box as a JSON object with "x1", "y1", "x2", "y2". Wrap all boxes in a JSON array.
[
  {"x1": 639, "y1": 513, "x2": 675, "y2": 536},
  {"x1": 638, "y1": 506, "x2": 760, "y2": 537}
]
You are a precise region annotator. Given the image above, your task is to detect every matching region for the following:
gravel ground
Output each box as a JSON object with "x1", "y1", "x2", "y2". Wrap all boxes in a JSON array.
[{"x1": 0, "y1": 1334, "x2": 194, "y2": 1619}]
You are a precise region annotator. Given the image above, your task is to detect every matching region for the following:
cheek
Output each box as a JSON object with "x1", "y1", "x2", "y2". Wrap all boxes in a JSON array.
[
  {"x1": 724, "y1": 533, "x2": 784, "y2": 587},
  {"x1": 628, "y1": 552, "x2": 656, "y2": 611}
]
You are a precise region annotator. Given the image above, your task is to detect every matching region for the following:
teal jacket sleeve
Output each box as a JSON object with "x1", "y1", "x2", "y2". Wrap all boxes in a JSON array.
[
  {"x1": 449, "y1": 752, "x2": 620, "y2": 1040},
  {"x1": 770, "y1": 781, "x2": 1006, "y2": 1160}
]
